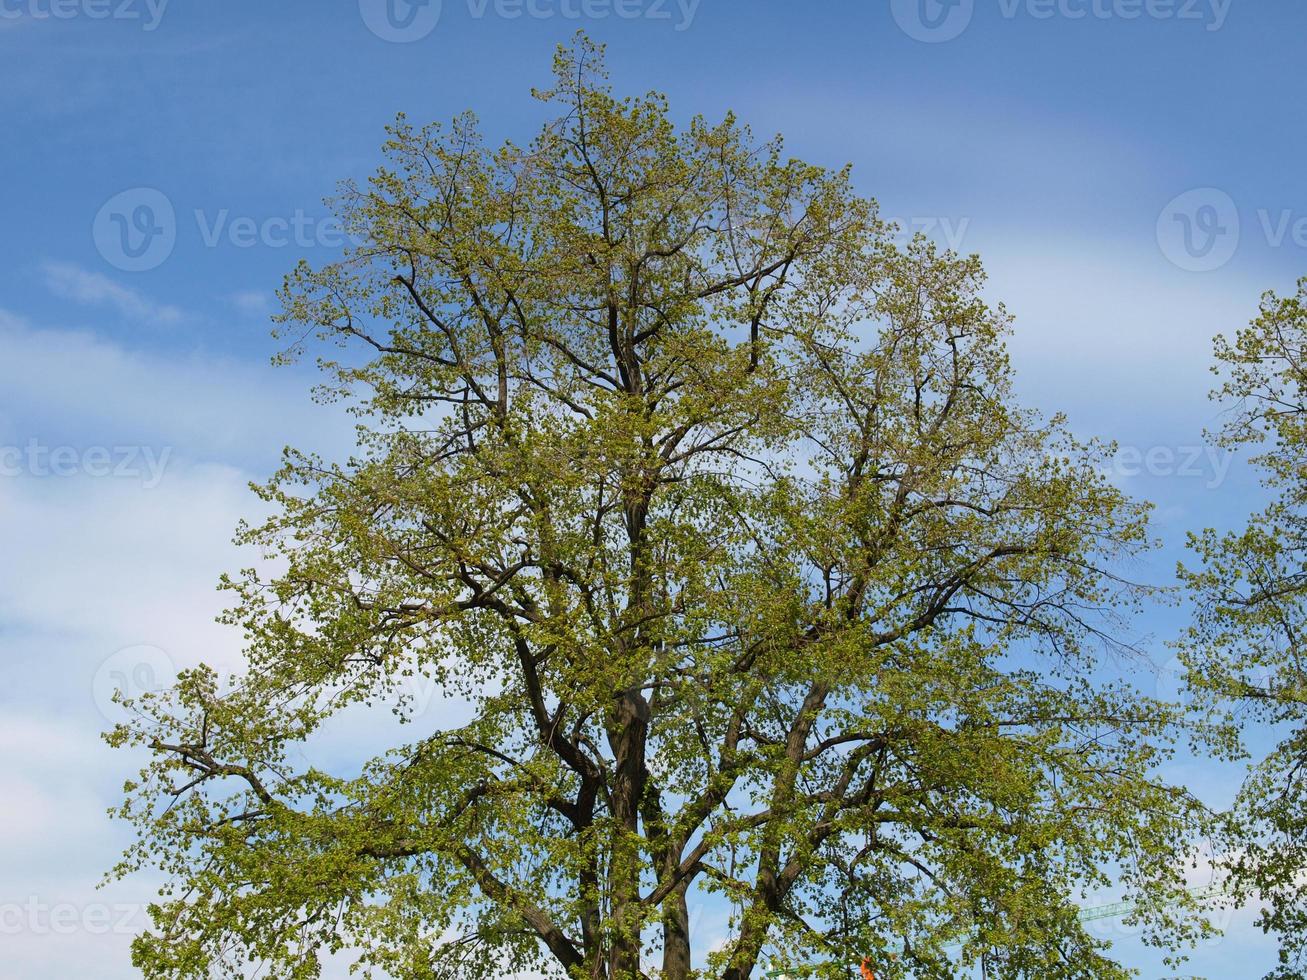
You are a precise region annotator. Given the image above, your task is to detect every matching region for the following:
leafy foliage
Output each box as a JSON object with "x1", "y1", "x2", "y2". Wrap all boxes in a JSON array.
[
  {"x1": 1180, "y1": 279, "x2": 1307, "y2": 979},
  {"x1": 109, "y1": 34, "x2": 1209, "y2": 980}
]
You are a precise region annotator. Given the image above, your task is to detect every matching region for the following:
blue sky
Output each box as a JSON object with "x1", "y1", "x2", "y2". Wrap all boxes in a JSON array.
[{"x1": 3, "y1": 1, "x2": 1307, "y2": 976}]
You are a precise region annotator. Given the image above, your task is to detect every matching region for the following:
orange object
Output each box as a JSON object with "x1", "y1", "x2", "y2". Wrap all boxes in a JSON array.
[{"x1": 860, "y1": 958, "x2": 875, "y2": 980}]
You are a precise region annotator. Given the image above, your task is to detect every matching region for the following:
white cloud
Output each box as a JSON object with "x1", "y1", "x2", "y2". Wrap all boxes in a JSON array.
[
  {"x1": 968, "y1": 235, "x2": 1290, "y2": 450},
  {"x1": 229, "y1": 289, "x2": 274, "y2": 318},
  {"x1": 0, "y1": 307, "x2": 349, "y2": 464},
  {"x1": 0, "y1": 452, "x2": 456, "y2": 979},
  {"x1": 0, "y1": 312, "x2": 364, "y2": 977},
  {"x1": 40, "y1": 261, "x2": 189, "y2": 328},
  {"x1": 0, "y1": 462, "x2": 251, "y2": 653}
]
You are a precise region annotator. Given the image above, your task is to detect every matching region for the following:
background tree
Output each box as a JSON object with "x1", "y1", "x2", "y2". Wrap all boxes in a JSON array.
[
  {"x1": 1181, "y1": 279, "x2": 1307, "y2": 980},
  {"x1": 110, "y1": 35, "x2": 1210, "y2": 980}
]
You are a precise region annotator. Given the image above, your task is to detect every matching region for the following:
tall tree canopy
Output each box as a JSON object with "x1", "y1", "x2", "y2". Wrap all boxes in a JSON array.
[
  {"x1": 110, "y1": 35, "x2": 1210, "y2": 980},
  {"x1": 1181, "y1": 279, "x2": 1307, "y2": 980}
]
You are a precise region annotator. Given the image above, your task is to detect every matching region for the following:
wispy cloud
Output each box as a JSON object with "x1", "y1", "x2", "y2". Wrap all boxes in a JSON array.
[
  {"x1": 40, "y1": 261, "x2": 188, "y2": 327},
  {"x1": 229, "y1": 289, "x2": 273, "y2": 318},
  {"x1": 0, "y1": 308, "x2": 422, "y2": 980},
  {"x1": 0, "y1": 307, "x2": 350, "y2": 468}
]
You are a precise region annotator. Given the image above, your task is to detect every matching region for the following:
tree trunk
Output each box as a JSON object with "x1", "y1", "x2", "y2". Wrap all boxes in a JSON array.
[
  {"x1": 660, "y1": 883, "x2": 692, "y2": 980},
  {"x1": 607, "y1": 690, "x2": 650, "y2": 979}
]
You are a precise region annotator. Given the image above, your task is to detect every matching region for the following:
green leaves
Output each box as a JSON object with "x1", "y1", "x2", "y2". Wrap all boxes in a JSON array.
[
  {"x1": 1179, "y1": 278, "x2": 1307, "y2": 978},
  {"x1": 110, "y1": 33, "x2": 1205, "y2": 980}
]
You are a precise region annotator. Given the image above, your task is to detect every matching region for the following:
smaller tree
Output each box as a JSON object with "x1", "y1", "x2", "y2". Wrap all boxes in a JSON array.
[{"x1": 1181, "y1": 278, "x2": 1307, "y2": 980}]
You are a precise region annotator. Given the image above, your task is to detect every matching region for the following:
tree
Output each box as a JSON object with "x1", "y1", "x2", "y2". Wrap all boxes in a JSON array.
[
  {"x1": 109, "y1": 35, "x2": 1210, "y2": 980},
  {"x1": 1180, "y1": 279, "x2": 1307, "y2": 979}
]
